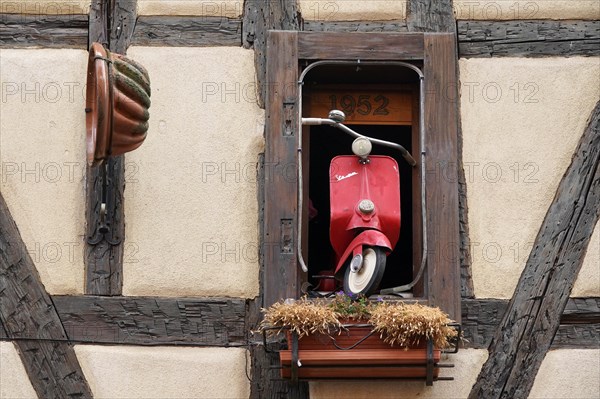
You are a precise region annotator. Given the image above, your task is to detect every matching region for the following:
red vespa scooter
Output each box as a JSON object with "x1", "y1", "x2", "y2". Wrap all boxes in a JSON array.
[{"x1": 302, "y1": 110, "x2": 416, "y2": 296}]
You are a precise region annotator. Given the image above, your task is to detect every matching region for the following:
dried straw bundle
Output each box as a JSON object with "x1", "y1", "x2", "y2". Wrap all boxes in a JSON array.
[
  {"x1": 370, "y1": 302, "x2": 457, "y2": 348},
  {"x1": 260, "y1": 298, "x2": 342, "y2": 339}
]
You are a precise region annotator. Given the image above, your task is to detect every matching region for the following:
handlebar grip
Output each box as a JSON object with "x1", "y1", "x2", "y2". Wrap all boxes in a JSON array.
[{"x1": 402, "y1": 152, "x2": 417, "y2": 167}]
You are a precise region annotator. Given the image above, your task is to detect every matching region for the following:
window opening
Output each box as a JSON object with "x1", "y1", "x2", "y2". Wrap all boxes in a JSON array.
[{"x1": 297, "y1": 61, "x2": 426, "y2": 298}]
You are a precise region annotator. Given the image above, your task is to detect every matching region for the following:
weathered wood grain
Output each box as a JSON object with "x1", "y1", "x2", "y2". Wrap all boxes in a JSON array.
[
  {"x1": 553, "y1": 324, "x2": 600, "y2": 348},
  {"x1": 297, "y1": 31, "x2": 424, "y2": 60},
  {"x1": 0, "y1": 13, "x2": 88, "y2": 48},
  {"x1": 407, "y1": 0, "x2": 455, "y2": 33},
  {"x1": 132, "y1": 16, "x2": 241, "y2": 47},
  {"x1": 462, "y1": 298, "x2": 600, "y2": 349},
  {"x1": 303, "y1": 20, "x2": 408, "y2": 32},
  {"x1": 53, "y1": 295, "x2": 247, "y2": 346},
  {"x1": 408, "y1": 0, "x2": 475, "y2": 300},
  {"x1": 469, "y1": 102, "x2": 600, "y2": 399},
  {"x1": 3, "y1": 297, "x2": 597, "y2": 349},
  {"x1": 562, "y1": 297, "x2": 600, "y2": 324},
  {"x1": 0, "y1": 194, "x2": 93, "y2": 398},
  {"x1": 242, "y1": 0, "x2": 300, "y2": 108},
  {"x1": 89, "y1": 0, "x2": 108, "y2": 47},
  {"x1": 109, "y1": 0, "x2": 136, "y2": 53},
  {"x1": 423, "y1": 33, "x2": 461, "y2": 323},
  {"x1": 458, "y1": 20, "x2": 600, "y2": 57}
]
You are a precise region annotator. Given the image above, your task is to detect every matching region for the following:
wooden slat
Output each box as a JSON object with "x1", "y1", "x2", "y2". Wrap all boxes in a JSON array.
[
  {"x1": 263, "y1": 30, "x2": 300, "y2": 307},
  {"x1": 132, "y1": 16, "x2": 241, "y2": 47},
  {"x1": 469, "y1": 102, "x2": 600, "y2": 399},
  {"x1": 281, "y1": 366, "x2": 440, "y2": 379},
  {"x1": 423, "y1": 33, "x2": 461, "y2": 323},
  {"x1": 0, "y1": 194, "x2": 93, "y2": 398},
  {"x1": 303, "y1": 20, "x2": 408, "y2": 33},
  {"x1": 53, "y1": 295, "x2": 247, "y2": 346},
  {"x1": 280, "y1": 349, "x2": 441, "y2": 365},
  {"x1": 297, "y1": 32, "x2": 424, "y2": 60},
  {"x1": 458, "y1": 20, "x2": 600, "y2": 57},
  {"x1": 0, "y1": 13, "x2": 88, "y2": 48}
]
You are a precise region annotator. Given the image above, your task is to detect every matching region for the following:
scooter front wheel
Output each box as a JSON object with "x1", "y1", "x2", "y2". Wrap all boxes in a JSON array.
[{"x1": 343, "y1": 247, "x2": 386, "y2": 296}]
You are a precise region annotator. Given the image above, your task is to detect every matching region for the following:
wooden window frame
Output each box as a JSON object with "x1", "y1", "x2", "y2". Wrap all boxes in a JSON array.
[{"x1": 263, "y1": 31, "x2": 461, "y2": 322}]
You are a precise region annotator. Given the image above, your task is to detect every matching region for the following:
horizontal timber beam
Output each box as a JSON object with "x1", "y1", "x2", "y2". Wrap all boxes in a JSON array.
[
  {"x1": 462, "y1": 298, "x2": 600, "y2": 349},
  {"x1": 53, "y1": 295, "x2": 247, "y2": 346},
  {"x1": 2, "y1": 296, "x2": 597, "y2": 349},
  {"x1": 131, "y1": 16, "x2": 241, "y2": 47},
  {"x1": 458, "y1": 19, "x2": 600, "y2": 57},
  {"x1": 0, "y1": 13, "x2": 88, "y2": 48},
  {"x1": 303, "y1": 20, "x2": 408, "y2": 33}
]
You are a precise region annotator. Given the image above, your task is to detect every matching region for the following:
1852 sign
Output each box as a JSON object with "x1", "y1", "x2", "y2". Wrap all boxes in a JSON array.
[{"x1": 306, "y1": 85, "x2": 413, "y2": 125}]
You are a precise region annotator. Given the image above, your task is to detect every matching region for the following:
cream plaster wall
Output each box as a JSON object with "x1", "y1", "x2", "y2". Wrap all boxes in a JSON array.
[
  {"x1": 0, "y1": 0, "x2": 90, "y2": 14},
  {"x1": 573, "y1": 220, "x2": 600, "y2": 297},
  {"x1": 75, "y1": 345, "x2": 250, "y2": 398},
  {"x1": 0, "y1": 342, "x2": 37, "y2": 399},
  {"x1": 310, "y1": 349, "x2": 487, "y2": 398},
  {"x1": 0, "y1": 49, "x2": 87, "y2": 295},
  {"x1": 299, "y1": 0, "x2": 406, "y2": 21},
  {"x1": 137, "y1": 0, "x2": 243, "y2": 17},
  {"x1": 529, "y1": 349, "x2": 600, "y2": 398},
  {"x1": 123, "y1": 46, "x2": 263, "y2": 298},
  {"x1": 454, "y1": 1, "x2": 600, "y2": 20},
  {"x1": 460, "y1": 57, "x2": 600, "y2": 299}
]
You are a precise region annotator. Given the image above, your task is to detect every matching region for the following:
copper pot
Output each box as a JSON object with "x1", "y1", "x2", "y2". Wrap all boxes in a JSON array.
[{"x1": 86, "y1": 42, "x2": 151, "y2": 166}]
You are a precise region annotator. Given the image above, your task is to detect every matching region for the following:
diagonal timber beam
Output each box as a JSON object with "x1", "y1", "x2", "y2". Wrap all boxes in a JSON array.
[
  {"x1": 469, "y1": 101, "x2": 600, "y2": 398},
  {"x1": 0, "y1": 193, "x2": 93, "y2": 398}
]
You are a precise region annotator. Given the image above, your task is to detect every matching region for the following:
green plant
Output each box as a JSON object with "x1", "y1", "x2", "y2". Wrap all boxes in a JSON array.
[{"x1": 329, "y1": 291, "x2": 372, "y2": 320}]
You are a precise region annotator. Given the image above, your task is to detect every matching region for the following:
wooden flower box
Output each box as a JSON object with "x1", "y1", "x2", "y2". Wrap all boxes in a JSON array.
[{"x1": 278, "y1": 323, "x2": 450, "y2": 385}]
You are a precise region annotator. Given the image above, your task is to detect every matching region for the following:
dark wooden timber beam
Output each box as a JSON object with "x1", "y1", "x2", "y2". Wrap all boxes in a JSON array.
[
  {"x1": 84, "y1": 0, "x2": 135, "y2": 295},
  {"x1": 406, "y1": 0, "x2": 456, "y2": 32},
  {"x1": 303, "y1": 20, "x2": 408, "y2": 32},
  {"x1": 2, "y1": 296, "x2": 597, "y2": 348},
  {"x1": 469, "y1": 102, "x2": 600, "y2": 399},
  {"x1": 0, "y1": 194, "x2": 93, "y2": 398},
  {"x1": 458, "y1": 20, "x2": 600, "y2": 57},
  {"x1": 462, "y1": 298, "x2": 600, "y2": 349},
  {"x1": 242, "y1": 0, "x2": 300, "y2": 108},
  {"x1": 53, "y1": 295, "x2": 247, "y2": 346},
  {"x1": 0, "y1": 13, "x2": 88, "y2": 48},
  {"x1": 243, "y1": 1, "x2": 307, "y2": 397},
  {"x1": 132, "y1": 16, "x2": 241, "y2": 46}
]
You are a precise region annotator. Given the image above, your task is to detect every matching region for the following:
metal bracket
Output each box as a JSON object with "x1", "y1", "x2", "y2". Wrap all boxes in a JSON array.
[
  {"x1": 443, "y1": 323, "x2": 462, "y2": 354},
  {"x1": 291, "y1": 331, "x2": 299, "y2": 384},
  {"x1": 426, "y1": 339, "x2": 434, "y2": 386},
  {"x1": 87, "y1": 161, "x2": 121, "y2": 246}
]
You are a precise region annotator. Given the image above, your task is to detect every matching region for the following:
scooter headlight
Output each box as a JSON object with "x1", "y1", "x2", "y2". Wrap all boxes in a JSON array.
[{"x1": 352, "y1": 137, "x2": 372, "y2": 158}]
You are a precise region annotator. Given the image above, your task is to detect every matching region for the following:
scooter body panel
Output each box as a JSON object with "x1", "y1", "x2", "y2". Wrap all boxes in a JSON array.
[
  {"x1": 329, "y1": 155, "x2": 401, "y2": 268},
  {"x1": 334, "y1": 230, "x2": 392, "y2": 275}
]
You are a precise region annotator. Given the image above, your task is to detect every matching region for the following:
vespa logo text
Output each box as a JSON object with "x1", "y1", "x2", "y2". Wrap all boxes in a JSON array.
[{"x1": 335, "y1": 171, "x2": 358, "y2": 181}]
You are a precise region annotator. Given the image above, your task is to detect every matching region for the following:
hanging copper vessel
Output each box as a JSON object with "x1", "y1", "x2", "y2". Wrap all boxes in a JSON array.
[{"x1": 86, "y1": 42, "x2": 151, "y2": 166}]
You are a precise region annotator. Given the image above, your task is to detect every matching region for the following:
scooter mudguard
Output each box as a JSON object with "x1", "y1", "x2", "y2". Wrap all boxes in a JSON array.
[{"x1": 334, "y1": 230, "x2": 392, "y2": 275}]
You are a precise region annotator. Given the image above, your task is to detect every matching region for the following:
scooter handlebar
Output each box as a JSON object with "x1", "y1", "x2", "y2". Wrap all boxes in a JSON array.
[{"x1": 301, "y1": 117, "x2": 417, "y2": 167}]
